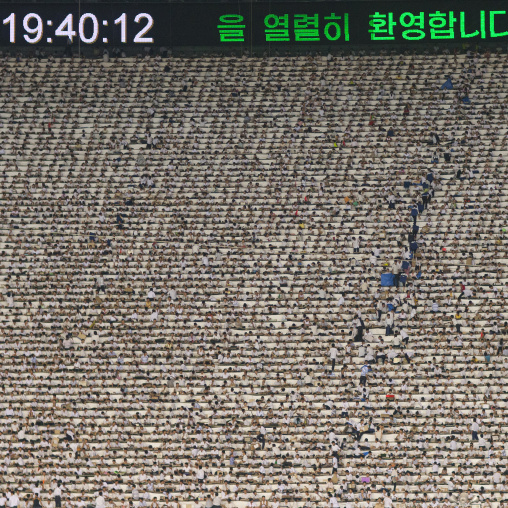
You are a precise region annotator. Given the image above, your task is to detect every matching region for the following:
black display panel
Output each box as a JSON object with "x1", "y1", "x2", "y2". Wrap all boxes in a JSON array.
[{"x1": 1, "y1": 1, "x2": 508, "y2": 47}]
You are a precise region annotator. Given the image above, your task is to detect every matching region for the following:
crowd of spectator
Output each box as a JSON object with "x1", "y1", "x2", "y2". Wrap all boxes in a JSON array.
[{"x1": 0, "y1": 48, "x2": 507, "y2": 508}]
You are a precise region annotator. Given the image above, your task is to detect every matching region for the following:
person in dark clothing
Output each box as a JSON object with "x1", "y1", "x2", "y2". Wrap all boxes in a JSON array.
[
  {"x1": 33, "y1": 495, "x2": 42, "y2": 508},
  {"x1": 410, "y1": 205, "x2": 418, "y2": 225},
  {"x1": 422, "y1": 191, "x2": 430, "y2": 209},
  {"x1": 354, "y1": 317, "x2": 365, "y2": 341}
]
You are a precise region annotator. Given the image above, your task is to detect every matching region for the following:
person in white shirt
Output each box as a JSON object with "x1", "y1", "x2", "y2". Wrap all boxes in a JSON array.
[
  {"x1": 53, "y1": 484, "x2": 62, "y2": 508},
  {"x1": 196, "y1": 466, "x2": 205, "y2": 483},
  {"x1": 96, "y1": 492, "x2": 105, "y2": 508},
  {"x1": 387, "y1": 346, "x2": 398, "y2": 362},
  {"x1": 329, "y1": 344, "x2": 338, "y2": 371},
  {"x1": 471, "y1": 419, "x2": 480, "y2": 441},
  {"x1": 211, "y1": 492, "x2": 222, "y2": 508},
  {"x1": 400, "y1": 328, "x2": 409, "y2": 345},
  {"x1": 96, "y1": 275, "x2": 105, "y2": 293},
  {"x1": 360, "y1": 364, "x2": 370, "y2": 386},
  {"x1": 332, "y1": 455, "x2": 338, "y2": 473},
  {"x1": 8, "y1": 493, "x2": 19, "y2": 508}
]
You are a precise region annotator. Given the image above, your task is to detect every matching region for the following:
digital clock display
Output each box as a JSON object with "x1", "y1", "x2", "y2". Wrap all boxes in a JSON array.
[
  {"x1": 2, "y1": 11, "x2": 154, "y2": 45},
  {"x1": 0, "y1": 1, "x2": 507, "y2": 47}
]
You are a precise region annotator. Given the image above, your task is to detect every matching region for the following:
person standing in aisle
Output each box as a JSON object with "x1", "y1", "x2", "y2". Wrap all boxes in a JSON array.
[{"x1": 53, "y1": 482, "x2": 62, "y2": 508}]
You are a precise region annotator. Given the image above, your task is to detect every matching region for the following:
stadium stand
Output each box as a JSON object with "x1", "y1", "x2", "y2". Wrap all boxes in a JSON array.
[{"x1": 0, "y1": 48, "x2": 507, "y2": 508}]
